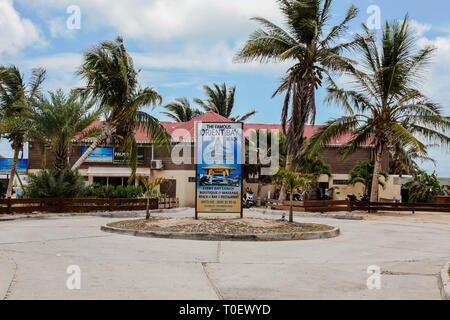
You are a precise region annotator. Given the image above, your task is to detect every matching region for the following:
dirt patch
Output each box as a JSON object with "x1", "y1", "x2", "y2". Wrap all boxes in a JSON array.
[
  {"x1": 358, "y1": 211, "x2": 450, "y2": 224},
  {"x1": 107, "y1": 217, "x2": 334, "y2": 234}
]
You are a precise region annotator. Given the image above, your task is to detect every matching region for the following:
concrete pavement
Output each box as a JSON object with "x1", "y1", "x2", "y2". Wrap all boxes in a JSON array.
[{"x1": 0, "y1": 209, "x2": 449, "y2": 300}]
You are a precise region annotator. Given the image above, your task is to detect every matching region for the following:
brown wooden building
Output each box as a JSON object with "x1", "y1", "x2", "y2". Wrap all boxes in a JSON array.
[{"x1": 27, "y1": 112, "x2": 391, "y2": 206}]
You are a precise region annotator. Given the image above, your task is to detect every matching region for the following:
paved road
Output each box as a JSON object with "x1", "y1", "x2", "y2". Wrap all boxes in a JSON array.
[{"x1": 0, "y1": 209, "x2": 449, "y2": 300}]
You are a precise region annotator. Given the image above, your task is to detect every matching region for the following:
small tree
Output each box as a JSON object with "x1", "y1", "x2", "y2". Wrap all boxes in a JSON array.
[
  {"x1": 136, "y1": 177, "x2": 165, "y2": 220},
  {"x1": 278, "y1": 169, "x2": 313, "y2": 223},
  {"x1": 405, "y1": 170, "x2": 446, "y2": 203}
]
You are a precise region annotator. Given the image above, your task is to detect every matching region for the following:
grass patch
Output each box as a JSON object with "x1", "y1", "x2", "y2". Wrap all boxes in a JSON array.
[{"x1": 107, "y1": 217, "x2": 334, "y2": 235}]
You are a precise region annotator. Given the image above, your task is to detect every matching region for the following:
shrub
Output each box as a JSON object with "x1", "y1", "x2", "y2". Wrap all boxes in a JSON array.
[
  {"x1": 24, "y1": 169, "x2": 84, "y2": 198},
  {"x1": 81, "y1": 184, "x2": 143, "y2": 199}
]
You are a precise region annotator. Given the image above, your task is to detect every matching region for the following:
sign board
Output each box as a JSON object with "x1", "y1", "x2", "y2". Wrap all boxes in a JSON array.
[
  {"x1": 195, "y1": 122, "x2": 243, "y2": 215},
  {"x1": 0, "y1": 159, "x2": 27, "y2": 173},
  {"x1": 82, "y1": 147, "x2": 113, "y2": 163},
  {"x1": 113, "y1": 148, "x2": 145, "y2": 164}
]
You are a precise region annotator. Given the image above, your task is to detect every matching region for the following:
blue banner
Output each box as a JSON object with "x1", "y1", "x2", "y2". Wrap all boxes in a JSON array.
[
  {"x1": 82, "y1": 147, "x2": 113, "y2": 163},
  {"x1": 0, "y1": 159, "x2": 27, "y2": 173}
]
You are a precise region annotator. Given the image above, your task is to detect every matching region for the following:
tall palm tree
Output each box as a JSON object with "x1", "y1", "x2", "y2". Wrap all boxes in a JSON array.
[
  {"x1": 235, "y1": 0, "x2": 358, "y2": 171},
  {"x1": 71, "y1": 37, "x2": 170, "y2": 174},
  {"x1": 161, "y1": 97, "x2": 203, "y2": 122},
  {"x1": 0, "y1": 66, "x2": 46, "y2": 198},
  {"x1": 28, "y1": 89, "x2": 101, "y2": 173},
  {"x1": 349, "y1": 160, "x2": 388, "y2": 196},
  {"x1": 307, "y1": 17, "x2": 450, "y2": 201},
  {"x1": 194, "y1": 83, "x2": 256, "y2": 122}
]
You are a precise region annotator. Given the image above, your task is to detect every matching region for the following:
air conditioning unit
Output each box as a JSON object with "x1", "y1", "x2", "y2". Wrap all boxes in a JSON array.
[{"x1": 151, "y1": 160, "x2": 164, "y2": 170}]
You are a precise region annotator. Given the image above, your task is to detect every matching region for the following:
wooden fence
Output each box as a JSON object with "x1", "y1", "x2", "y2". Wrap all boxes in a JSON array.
[
  {"x1": 267, "y1": 199, "x2": 450, "y2": 213},
  {"x1": 0, "y1": 197, "x2": 179, "y2": 215}
]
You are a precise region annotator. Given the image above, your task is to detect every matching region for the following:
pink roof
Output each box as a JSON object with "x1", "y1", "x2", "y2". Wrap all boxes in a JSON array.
[{"x1": 80, "y1": 112, "x2": 365, "y2": 146}]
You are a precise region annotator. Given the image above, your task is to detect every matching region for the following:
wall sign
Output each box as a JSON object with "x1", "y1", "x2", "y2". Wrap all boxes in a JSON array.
[
  {"x1": 82, "y1": 147, "x2": 113, "y2": 163},
  {"x1": 113, "y1": 148, "x2": 145, "y2": 164},
  {"x1": 195, "y1": 122, "x2": 243, "y2": 216},
  {"x1": 0, "y1": 159, "x2": 27, "y2": 173}
]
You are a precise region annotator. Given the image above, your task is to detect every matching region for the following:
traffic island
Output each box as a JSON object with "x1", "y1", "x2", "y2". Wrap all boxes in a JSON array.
[{"x1": 101, "y1": 217, "x2": 340, "y2": 241}]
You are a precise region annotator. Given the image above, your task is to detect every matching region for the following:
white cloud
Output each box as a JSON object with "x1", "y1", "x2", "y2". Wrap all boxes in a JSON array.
[
  {"x1": 409, "y1": 20, "x2": 432, "y2": 37},
  {"x1": 0, "y1": 0, "x2": 45, "y2": 56},
  {"x1": 18, "y1": 0, "x2": 282, "y2": 41},
  {"x1": 19, "y1": 53, "x2": 82, "y2": 91},
  {"x1": 48, "y1": 17, "x2": 75, "y2": 38}
]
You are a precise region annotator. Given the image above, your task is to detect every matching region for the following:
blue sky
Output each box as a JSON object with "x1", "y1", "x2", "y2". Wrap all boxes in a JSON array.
[{"x1": 0, "y1": 0, "x2": 449, "y2": 175}]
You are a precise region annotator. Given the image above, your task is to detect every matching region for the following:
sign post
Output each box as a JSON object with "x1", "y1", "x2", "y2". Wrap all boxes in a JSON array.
[{"x1": 195, "y1": 122, "x2": 243, "y2": 218}]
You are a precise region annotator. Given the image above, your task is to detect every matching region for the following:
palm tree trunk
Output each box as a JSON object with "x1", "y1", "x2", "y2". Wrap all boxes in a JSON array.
[
  {"x1": 71, "y1": 137, "x2": 101, "y2": 172},
  {"x1": 146, "y1": 198, "x2": 150, "y2": 220},
  {"x1": 278, "y1": 152, "x2": 293, "y2": 201},
  {"x1": 6, "y1": 147, "x2": 20, "y2": 198},
  {"x1": 289, "y1": 193, "x2": 294, "y2": 223},
  {"x1": 370, "y1": 145, "x2": 383, "y2": 202}
]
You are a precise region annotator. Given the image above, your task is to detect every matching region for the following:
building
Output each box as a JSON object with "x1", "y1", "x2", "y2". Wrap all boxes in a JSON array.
[{"x1": 27, "y1": 112, "x2": 396, "y2": 206}]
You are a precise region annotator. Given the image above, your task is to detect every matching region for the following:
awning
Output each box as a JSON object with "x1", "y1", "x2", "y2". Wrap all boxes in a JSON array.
[{"x1": 87, "y1": 167, "x2": 151, "y2": 177}]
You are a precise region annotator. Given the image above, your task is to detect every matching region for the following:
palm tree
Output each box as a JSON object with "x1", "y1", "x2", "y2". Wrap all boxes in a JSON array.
[
  {"x1": 28, "y1": 89, "x2": 101, "y2": 173},
  {"x1": 136, "y1": 176, "x2": 165, "y2": 219},
  {"x1": 307, "y1": 17, "x2": 450, "y2": 202},
  {"x1": 194, "y1": 83, "x2": 256, "y2": 121},
  {"x1": 389, "y1": 143, "x2": 435, "y2": 176},
  {"x1": 235, "y1": 0, "x2": 358, "y2": 172},
  {"x1": 349, "y1": 160, "x2": 388, "y2": 196},
  {"x1": 277, "y1": 169, "x2": 313, "y2": 222},
  {"x1": 161, "y1": 98, "x2": 203, "y2": 122},
  {"x1": 294, "y1": 155, "x2": 332, "y2": 199},
  {"x1": 71, "y1": 37, "x2": 170, "y2": 175},
  {"x1": 0, "y1": 65, "x2": 46, "y2": 198}
]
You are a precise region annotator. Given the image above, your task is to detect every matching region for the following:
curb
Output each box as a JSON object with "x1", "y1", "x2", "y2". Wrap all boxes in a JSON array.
[
  {"x1": 100, "y1": 225, "x2": 340, "y2": 242},
  {"x1": 0, "y1": 207, "x2": 188, "y2": 222},
  {"x1": 249, "y1": 208, "x2": 364, "y2": 221},
  {"x1": 438, "y1": 262, "x2": 450, "y2": 300}
]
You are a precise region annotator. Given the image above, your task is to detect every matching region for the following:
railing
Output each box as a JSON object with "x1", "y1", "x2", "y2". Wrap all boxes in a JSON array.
[
  {"x1": 0, "y1": 197, "x2": 179, "y2": 215},
  {"x1": 267, "y1": 199, "x2": 450, "y2": 213}
]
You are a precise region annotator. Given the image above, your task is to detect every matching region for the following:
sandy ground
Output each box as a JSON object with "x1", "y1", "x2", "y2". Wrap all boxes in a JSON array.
[{"x1": 356, "y1": 211, "x2": 450, "y2": 224}]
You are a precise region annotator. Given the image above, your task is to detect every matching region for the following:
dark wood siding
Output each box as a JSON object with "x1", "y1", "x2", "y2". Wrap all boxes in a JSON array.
[{"x1": 28, "y1": 142, "x2": 388, "y2": 174}]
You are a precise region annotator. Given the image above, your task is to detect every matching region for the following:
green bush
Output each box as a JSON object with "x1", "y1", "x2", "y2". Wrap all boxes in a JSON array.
[
  {"x1": 81, "y1": 184, "x2": 143, "y2": 199},
  {"x1": 24, "y1": 169, "x2": 84, "y2": 198}
]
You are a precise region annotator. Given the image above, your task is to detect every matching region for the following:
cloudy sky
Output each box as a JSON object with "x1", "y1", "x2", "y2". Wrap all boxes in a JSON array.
[{"x1": 0, "y1": 0, "x2": 449, "y2": 175}]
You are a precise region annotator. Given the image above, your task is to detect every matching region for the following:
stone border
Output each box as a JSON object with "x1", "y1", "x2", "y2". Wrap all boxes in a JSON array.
[
  {"x1": 0, "y1": 207, "x2": 188, "y2": 222},
  {"x1": 100, "y1": 224, "x2": 340, "y2": 242},
  {"x1": 438, "y1": 262, "x2": 450, "y2": 300},
  {"x1": 250, "y1": 208, "x2": 364, "y2": 220}
]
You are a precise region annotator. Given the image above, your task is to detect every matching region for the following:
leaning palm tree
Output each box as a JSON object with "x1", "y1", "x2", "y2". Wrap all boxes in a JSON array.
[
  {"x1": 194, "y1": 83, "x2": 256, "y2": 122},
  {"x1": 307, "y1": 17, "x2": 450, "y2": 201},
  {"x1": 71, "y1": 37, "x2": 170, "y2": 174},
  {"x1": 28, "y1": 89, "x2": 102, "y2": 173},
  {"x1": 0, "y1": 65, "x2": 46, "y2": 198},
  {"x1": 235, "y1": 0, "x2": 358, "y2": 172},
  {"x1": 161, "y1": 98, "x2": 203, "y2": 122}
]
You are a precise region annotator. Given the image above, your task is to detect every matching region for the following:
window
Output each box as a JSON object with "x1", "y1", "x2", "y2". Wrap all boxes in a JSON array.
[{"x1": 333, "y1": 179, "x2": 349, "y2": 185}]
